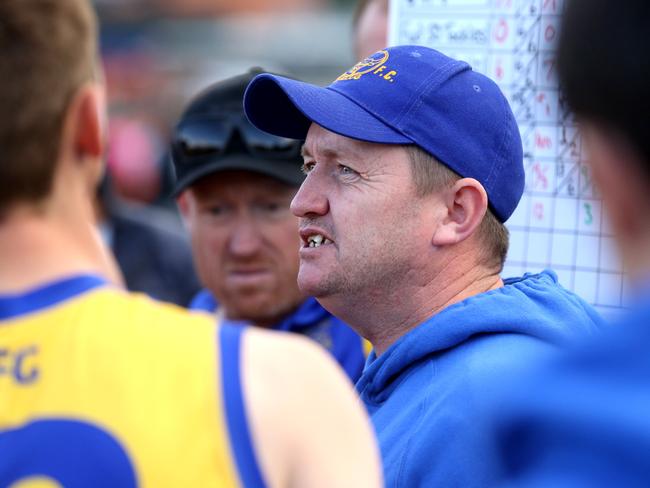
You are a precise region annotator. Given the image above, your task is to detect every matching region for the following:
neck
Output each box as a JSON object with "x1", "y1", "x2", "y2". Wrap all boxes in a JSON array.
[
  {"x1": 224, "y1": 303, "x2": 303, "y2": 330},
  {"x1": 325, "y1": 249, "x2": 503, "y2": 356},
  {"x1": 0, "y1": 202, "x2": 122, "y2": 294}
]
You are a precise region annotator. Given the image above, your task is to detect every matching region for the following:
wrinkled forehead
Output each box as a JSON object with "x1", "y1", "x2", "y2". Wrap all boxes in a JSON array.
[{"x1": 301, "y1": 123, "x2": 398, "y2": 164}]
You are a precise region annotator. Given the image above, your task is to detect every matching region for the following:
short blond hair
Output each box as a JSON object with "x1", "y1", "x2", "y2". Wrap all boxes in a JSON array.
[
  {"x1": 0, "y1": 0, "x2": 98, "y2": 214},
  {"x1": 406, "y1": 145, "x2": 509, "y2": 272}
]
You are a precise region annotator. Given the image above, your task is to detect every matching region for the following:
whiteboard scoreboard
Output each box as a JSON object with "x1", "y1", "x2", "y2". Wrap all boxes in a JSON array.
[{"x1": 389, "y1": 0, "x2": 626, "y2": 316}]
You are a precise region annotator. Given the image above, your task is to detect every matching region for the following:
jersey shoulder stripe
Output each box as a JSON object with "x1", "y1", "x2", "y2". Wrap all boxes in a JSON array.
[
  {"x1": 0, "y1": 275, "x2": 106, "y2": 320},
  {"x1": 221, "y1": 324, "x2": 267, "y2": 488}
]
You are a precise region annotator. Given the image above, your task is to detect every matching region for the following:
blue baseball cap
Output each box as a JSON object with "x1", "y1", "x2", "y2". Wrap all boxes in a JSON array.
[{"x1": 243, "y1": 45, "x2": 524, "y2": 222}]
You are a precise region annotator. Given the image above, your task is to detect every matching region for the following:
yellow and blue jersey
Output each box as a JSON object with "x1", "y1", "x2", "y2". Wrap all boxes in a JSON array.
[{"x1": 0, "y1": 275, "x2": 266, "y2": 487}]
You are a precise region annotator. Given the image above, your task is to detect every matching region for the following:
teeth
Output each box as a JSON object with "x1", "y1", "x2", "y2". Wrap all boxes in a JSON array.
[{"x1": 307, "y1": 234, "x2": 330, "y2": 248}]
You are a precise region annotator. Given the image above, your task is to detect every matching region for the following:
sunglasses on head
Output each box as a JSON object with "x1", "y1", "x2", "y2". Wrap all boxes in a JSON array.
[{"x1": 172, "y1": 114, "x2": 302, "y2": 163}]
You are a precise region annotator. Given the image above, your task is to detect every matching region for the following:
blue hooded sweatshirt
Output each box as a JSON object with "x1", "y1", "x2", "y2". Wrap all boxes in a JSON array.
[{"x1": 355, "y1": 270, "x2": 604, "y2": 487}]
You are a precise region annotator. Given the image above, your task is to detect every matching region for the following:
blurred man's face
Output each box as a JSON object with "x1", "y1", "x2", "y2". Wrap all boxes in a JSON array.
[
  {"x1": 354, "y1": 0, "x2": 389, "y2": 61},
  {"x1": 579, "y1": 123, "x2": 649, "y2": 283},
  {"x1": 182, "y1": 170, "x2": 303, "y2": 327}
]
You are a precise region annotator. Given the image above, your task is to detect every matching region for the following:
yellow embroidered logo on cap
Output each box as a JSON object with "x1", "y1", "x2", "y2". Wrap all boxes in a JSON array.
[{"x1": 336, "y1": 50, "x2": 398, "y2": 83}]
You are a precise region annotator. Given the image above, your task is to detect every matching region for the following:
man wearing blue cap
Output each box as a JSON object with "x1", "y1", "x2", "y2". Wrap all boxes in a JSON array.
[{"x1": 244, "y1": 46, "x2": 604, "y2": 486}]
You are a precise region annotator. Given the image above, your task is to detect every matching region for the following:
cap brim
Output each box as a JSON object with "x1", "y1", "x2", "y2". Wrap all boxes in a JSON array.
[
  {"x1": 243, "y1": 74, "x2": 411, "y2": 144},
  {"x1": 171, "y1": 153, "x2": 304, "y2": 196}
]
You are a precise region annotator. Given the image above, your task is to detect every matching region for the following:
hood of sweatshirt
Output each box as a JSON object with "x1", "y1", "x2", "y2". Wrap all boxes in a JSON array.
[{"x1": 356, "y1": 270, "x2": 604, "y2": 402}]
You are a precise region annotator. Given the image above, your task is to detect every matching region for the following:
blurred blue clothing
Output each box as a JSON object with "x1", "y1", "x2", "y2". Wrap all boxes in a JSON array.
[
  {"x1": 188, "y1": 289, "x2": 219, "y2": 312},
  {"x1": 495, "y1": 287, "x2": 650, "y2": 487},
  {"x1": 355, "y1": 270, "x2": 604, "y2": 488},
  {"x1": 190, "y1": 290, "x2": 366, "y2": 382}
]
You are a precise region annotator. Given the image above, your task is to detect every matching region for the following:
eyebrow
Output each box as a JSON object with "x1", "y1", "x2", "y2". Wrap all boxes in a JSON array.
[{"x1": 300, "y1": 145, "x2": 341, "y2": 161}]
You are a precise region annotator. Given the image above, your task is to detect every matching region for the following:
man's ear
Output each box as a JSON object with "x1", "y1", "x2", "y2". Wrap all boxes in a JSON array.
[
  {"x1": 177, "y1": 191, "x2": 189, "y2": 215},
  {"x1": 71, "y1": 82, "x2": 106, "y2": 160},
  {"x1": 60, "y1": 82, "x2": 107, "y2": 190},
  {"x1": 176, "y1": 191, "x2": 194, "y2": 231},
  {"x1": 432, "y1": 178, "x2": 488, "y2": 246}
]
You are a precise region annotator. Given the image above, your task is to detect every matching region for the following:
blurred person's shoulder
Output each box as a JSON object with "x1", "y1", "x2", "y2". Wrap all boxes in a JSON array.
[
  {"x1": 108, "y1": 199, "x2": 188, "y2": 243},
  {"x1": 493, "y1": 299, "x2": 650, "y2": 486},
  {"x1": 108, "y1": 199, "x2": 201, "y2": 306}
]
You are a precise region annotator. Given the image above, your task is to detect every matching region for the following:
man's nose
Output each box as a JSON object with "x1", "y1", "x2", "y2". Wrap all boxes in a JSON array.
[
  {"x1": 290, "y1": 171, "x2": 329, "y2": 218},
  {"x1": 228, "y1": 218, "x2": 262, "y2": 257}
]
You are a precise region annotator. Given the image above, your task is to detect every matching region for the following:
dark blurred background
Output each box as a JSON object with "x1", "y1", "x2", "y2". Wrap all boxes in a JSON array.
[{"x1": 96, "y1": 0, "x2": 359, "y2": 205}]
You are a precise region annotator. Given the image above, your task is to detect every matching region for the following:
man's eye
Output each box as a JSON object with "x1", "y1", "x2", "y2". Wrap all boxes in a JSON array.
[
  {"x1": 207, "y1": 204, "x2": 231, "y2": 217},
  {"x1": 253, "y1": 201, "x2": 289, "y2": 219},
  {"x1": 339, "y1": 165, "x2": 358, "y2": 176},
  {"x1": 301, "y1": 161, "x2": 316, "y2": 174},
  {"x1": 260, "y1": 202, "x2": 281, "y2": 212}
]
